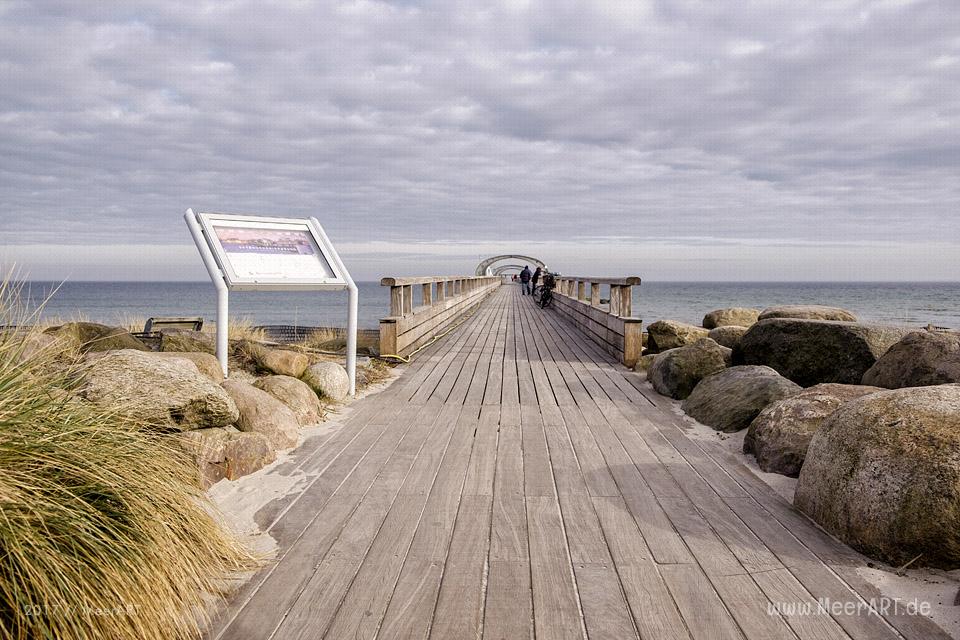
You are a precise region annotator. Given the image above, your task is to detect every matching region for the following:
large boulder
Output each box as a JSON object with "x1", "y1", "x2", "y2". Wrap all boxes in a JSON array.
[
  {"x1": 758, "y1": 305, "x2": 858, "y2": 322},
  {"x1": 45, "y1": 322, "x2": 149, "y2": 353},
  {"x1": 161, "y1": 330, "x2": 215, "y2": 355},
  {"x1": 707, "y1": 325, "x2": 749, "y2": 350},
  {"x1": 795, "y1": 385, "x2": 960, "y2": 569},
  {"x1": 862, "y1": 331, "x2": 960, "y2": 389},
  {"x1": 649, "y1": 339, "x2": 727, "y2": 400},
  {"x1": 744, "y1": 383, "x2": 883, "y2": 477},
  {"x1": 256, "y1": 348, "x2": 309, "y2": 378},
  {"x1": 702, "y1": 308, "x2": 760, "y2": 329},
  {"x1": 681, "y1": 365, "x2": 801, "y2": 432},
  {"x1": 81, "y1": 350, "x2": 238, "y2": 430},
  {"x1": 734, "y1": 319, "x2": 909, "y2": 387},
  {"x1": 154, "y1": 351, "x2": 223, "y2": 382},
  {"x1": 646, "y1": 320, "x2": 710, "y2": 353},
  {"x1": 254, "y1": 375, "x2": 324, "y2": 426},
  {"x1": 175, "y1": 427, "x2": 276, "y2": 488},
  {"x1": 301, "y1": 361, "x2": 350, "y2": 401},
  {"x1": 221, "y1": 379, "x2": 300, "y2": 450}
]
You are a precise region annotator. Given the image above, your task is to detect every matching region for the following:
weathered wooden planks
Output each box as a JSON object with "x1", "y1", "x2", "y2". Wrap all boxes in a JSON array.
[{"x1": 209, "y1": 284, "x2": 948, "y2": 640}]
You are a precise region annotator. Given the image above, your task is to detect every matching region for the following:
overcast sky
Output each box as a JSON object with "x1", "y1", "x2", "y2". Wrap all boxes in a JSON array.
[{"x1": 1, "y1": 0, "x2": 958, "y2": 281}]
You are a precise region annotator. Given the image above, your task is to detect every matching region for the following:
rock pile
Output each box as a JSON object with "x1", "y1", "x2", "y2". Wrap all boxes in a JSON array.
[
  {"x1": 640, "y1": 303, "x2": 960, "y2": 569},
  {"x1": 73, "y1": 326, "x2": 355, "y2": 488}
]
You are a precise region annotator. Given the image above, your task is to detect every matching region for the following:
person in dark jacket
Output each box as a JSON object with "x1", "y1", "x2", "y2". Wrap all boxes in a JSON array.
[
  {"x1": 519, "y1": 265, "x2": 532, "y2": 295},
  {"x1": 531, "y1": 267, "x2": 542, "y2": 293}
]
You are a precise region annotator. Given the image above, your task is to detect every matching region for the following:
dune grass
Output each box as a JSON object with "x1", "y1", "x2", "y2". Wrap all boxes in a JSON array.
[{"x1": 0, "y1": 281, "x2": 255, "y2": 639}]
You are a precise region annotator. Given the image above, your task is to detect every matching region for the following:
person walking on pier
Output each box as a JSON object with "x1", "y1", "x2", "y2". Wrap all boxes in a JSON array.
[
  {"x1": 531, "y1": 266, "x2": 542, "y2": 293},
  {"x1": 519, "y1": 265, "x2": 532, "y2": 295}
]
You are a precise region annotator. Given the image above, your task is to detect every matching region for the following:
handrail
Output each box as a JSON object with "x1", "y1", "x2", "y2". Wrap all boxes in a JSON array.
[
  {"x1": 551, "y1": 274, "x2": 643, "y2": 366},
  {"x1": 379, "y1": 275, "x2": 500, "y2": 358},
  {"x1": 556, "y1": 276, "x2": 641, "y2": 286}
]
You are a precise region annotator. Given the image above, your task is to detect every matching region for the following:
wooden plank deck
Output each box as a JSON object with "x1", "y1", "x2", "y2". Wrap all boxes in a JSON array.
[{"x1": 209, "y1": 284, "x2": 949, "y2": 640}]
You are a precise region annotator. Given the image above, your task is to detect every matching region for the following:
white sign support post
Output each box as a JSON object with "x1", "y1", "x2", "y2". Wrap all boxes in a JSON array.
[{"x1": 184, "y1": 209, "x2": 357, "y2": 395}]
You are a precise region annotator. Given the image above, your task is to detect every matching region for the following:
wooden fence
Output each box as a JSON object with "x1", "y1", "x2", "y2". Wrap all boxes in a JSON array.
[
  {"x1": 379, "y1": 276, "x2": 500, "y2": 357},
  {"x1": 552, "y1": 276, "x2": 643, "y2": 367}
]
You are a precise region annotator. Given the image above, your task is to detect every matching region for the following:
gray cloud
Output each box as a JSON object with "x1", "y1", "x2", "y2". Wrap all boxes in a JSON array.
[{"x1": 1, "y1": 0, "x2": 958, "y2": 279}]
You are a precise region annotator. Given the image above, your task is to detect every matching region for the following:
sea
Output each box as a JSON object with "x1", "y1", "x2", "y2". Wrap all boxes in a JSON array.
[{"x1": 19, "y1": 281, "x2": 960, "y2": 330}]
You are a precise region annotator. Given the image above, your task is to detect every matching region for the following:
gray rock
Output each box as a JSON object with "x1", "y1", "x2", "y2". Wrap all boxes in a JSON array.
[
  {"x1": 708, "y1": 325, "x2": 749, "y2": 350},
  {"x1": 758, "y1": 305, "x2": 858, "y2": 322},
  {"x1": 646, "y1": 320, "x2": 710, "y2": 353},
  {"x1": 734, "y1": 319, "x2": 909, "y2": 387},
  {"x1": 649, "y1": 339, "x2": 727, "y2": 399},
  {"x1": 745, "y1": 383, "x2": 883, "y2": 477},
  {"x1": 175, "y1": 427, "x2": 276, "y2": 487},
  {"x1": 221, "y1": 379, "x2": 300, "y2": 450},
  {"x1": 862, "y1": 330, "x2": 960, "y2": 388},
  {"x1": 81, "y1": 350, "x2": 238, "y2": 430},
  {"x1": 45, "y1": 322, "x2": 149, "y2": 353},
  {"x1": 302, "y1": 361, "x2": 350, "y2": 401},
  {"x1": 154, "y1": 351, "x2": 223, "y2": 382},
  {"x1": 702, "y1": 307, "x2": 760, "y2": 329},
  {"x1": 795, "y1": 385, "x2": 960, "y2": 569},
  {"x1": 161, "y1": 330, "x2": 215, "y2": 355},
  {"x1": 254, "y1": 375, "x2": 324, "y2": 426},
  {"x1": 681, "y1": 365, "x2": 801, "y2": 432}
]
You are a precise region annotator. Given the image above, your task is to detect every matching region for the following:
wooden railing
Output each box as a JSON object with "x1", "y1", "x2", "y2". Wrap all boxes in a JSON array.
[
  {"x1": 552, "y1": 276, "x2": 643, "y2": 367},
  {"x1": 379, "y1": 275, "x2": 500, "y2": 357}
]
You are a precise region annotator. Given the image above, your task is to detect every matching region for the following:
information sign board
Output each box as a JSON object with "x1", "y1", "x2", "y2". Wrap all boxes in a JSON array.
[{"x1": 196, "y1": 213, "x2": 347, "y2": 289}]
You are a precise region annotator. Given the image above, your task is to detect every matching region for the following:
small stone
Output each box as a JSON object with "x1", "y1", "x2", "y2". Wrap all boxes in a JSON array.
[{"x1": 302, "y1": 361, "x2": 350, "y2": 401}]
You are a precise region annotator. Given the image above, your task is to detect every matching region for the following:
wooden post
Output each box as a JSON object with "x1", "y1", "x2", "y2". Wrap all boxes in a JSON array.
[
  {"x1": 402, "y1": 285, "x2": 413, "y2": 315},
  {"x1": 390, "y1": 286, "x2": 404, "y2": 316},
  {"x1": 577, "y1": 280, "x2": 586, "y2": 301},
  {"x1": 623, "y1": 320, "x2": 642, "y2": 367},
  {"x1": 380, "y1": 318, "x2": 398, "y2": 357},
  {"x1": 610, "y1": 285, "x2": 621, "y2": 316},
  {"x1": 422, "y1": 282, "x2": 432, "y2": 307},
  {"x1": 620, "y1": 285, "x2": 632, "y2": 317},
  {"x1": 437, "y1": 281, "x2": 446, "y2": 302},
  {"x1": 590, "y1": 282, "x2": 600, "y2": 306}
]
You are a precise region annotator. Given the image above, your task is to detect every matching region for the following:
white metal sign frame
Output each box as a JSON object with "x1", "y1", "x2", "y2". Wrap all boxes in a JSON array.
[{"x1": 184, "y1": 209, "x2": 358, "y2": 395}]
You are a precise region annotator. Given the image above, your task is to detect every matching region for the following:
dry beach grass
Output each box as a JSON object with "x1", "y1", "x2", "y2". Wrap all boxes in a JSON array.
[{"x1": 0, "y1": 281, "x2": 255, "y2": 640}]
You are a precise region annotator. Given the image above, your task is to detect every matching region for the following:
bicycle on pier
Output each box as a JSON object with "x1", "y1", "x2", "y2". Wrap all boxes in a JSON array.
[{"x1": 533, "y1": 271, "x2": 558, "y2": 309}]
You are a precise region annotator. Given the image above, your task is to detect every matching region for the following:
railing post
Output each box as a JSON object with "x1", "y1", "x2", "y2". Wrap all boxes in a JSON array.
[
  {"x1": 623, "y1": 320, "x2": 642, "y2": 367},
  {"x1": 577, "y1": 280, "x2": 586, "y2": 301},
  {"x1": 620, "y1": 285, "x2": 632, "y2": 317},
  {"x1": 422, "y1": 282, "x2": 433, "y2": 306},
  {"x1": 610, "y1": 285, "x2": 621, "y2": 316},
  {"x1": 402, "y1": 285, "x2": 413, "y2": 315},
  {"x1": 590, "y1": 282, "x2": 600, "y2": 306},
  {"x1": 390, "y1": 286, "x2": 404, "y2": 316}
]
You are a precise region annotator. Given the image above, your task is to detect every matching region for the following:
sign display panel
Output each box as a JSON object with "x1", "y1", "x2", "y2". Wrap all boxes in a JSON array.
[{"x1": 196, "y1": 213, "x2": 346, "y2": 288}]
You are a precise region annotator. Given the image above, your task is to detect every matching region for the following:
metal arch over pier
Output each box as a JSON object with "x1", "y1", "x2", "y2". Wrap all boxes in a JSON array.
[
  {"x1": 492, "y1": 264, "x2": 525, "y2": 275},
  {"x1": 211, "y1": 283, "x2": 948, "y2": 640},
  {"x1": 476, "y1": 254, "x2": 546, "y2": 276}
]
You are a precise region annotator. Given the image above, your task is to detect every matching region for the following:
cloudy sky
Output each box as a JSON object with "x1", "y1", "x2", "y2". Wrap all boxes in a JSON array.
[{"x1": 1, "y1": 0, "x2": 958, "y2": 281}]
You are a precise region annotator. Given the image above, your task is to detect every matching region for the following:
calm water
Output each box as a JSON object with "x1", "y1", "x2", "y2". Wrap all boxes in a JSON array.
[{"x1": 22, "y1": 281, "x2": 960, "y2": 330}]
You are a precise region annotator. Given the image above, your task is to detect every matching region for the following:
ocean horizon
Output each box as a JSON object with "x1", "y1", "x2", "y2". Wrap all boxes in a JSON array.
[{"x1": 21, "y1": 280, "x2": 960, "y2": 331}]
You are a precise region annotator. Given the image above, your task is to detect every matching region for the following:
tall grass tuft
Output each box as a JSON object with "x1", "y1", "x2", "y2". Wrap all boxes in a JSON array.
[{"x1": 0, "y1": 280, "x2": 255, "y2": 640}]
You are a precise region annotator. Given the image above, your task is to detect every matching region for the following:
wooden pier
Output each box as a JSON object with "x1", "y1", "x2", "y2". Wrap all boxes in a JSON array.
[{"x1": 210, "y1": 283, "x2": 948, "y2": 640}]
